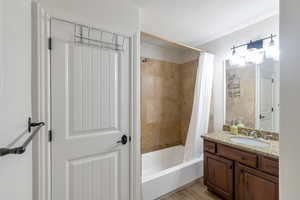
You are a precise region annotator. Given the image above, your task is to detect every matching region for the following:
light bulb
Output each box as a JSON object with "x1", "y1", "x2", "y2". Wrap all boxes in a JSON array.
[
  {"x1": 229, "y1": 54, "x2": 245, "y2": 66},
  {"x1": 269, "y1": 38, "x2": 275, "y2": 47},
  {"x1": 265, "y1": 40, "x2": 279, "y2": 61},
  {"x1": 245, "y1": 49, "x2": 264, "y2": 64},
  {"x1": 266, "y1": 46, "x2": 279, "y2": 61}
]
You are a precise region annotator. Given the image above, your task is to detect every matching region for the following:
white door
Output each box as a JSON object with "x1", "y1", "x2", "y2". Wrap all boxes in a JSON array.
[
  {"x1": 51, "y1": 19, "x2": 131, "y2": 200},
  {"x1": 0, "y1": 0, "x2": 32, "y2": 199},
  {"x1": 259, "y1": 68, "x2": 275, "y2": 131}
]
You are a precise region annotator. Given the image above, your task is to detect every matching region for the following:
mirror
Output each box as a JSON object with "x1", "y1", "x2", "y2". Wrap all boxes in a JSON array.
[{"x1": 225, "y1": 58, "x2": 280, "y2": 133}]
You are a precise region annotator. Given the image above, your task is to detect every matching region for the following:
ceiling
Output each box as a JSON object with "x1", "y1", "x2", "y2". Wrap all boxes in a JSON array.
[{"x1": 140, "y1": 0, "x2": 279, "y2": 46}]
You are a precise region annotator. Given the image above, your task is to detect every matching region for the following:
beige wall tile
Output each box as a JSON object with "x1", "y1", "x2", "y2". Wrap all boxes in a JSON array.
[
  {"x1": 141, "y1": 58, "x2": 183, "y2": 153},
  {"x1": 226, "y1": 65, "x2": 256, "y2": 128},
  {"x1": 141, "y1": 57, "x2": 215, "y2": 153}
]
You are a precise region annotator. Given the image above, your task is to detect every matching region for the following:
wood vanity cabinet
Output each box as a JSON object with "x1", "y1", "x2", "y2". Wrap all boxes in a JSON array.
[{"x1": 203, "y1": 140, "x2": 279, "y2": 200}]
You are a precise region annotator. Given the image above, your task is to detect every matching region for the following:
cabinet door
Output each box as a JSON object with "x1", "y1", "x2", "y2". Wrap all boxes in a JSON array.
[
  {"x1": 204, "y1": 152, "x2": 234, "y2": 200},
  {"x1": 236, "y1": 163, "x2": 279, "y2": 200}
]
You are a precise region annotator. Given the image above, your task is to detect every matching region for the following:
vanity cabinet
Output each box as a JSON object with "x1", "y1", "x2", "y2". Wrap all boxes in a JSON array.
[{"x1": 203, "y1": 140, "x2": 279, "y2": 200}]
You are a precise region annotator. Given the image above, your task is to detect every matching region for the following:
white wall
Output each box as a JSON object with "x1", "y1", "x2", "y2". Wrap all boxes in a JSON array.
[
  {"x1": 37, "y1": 0, "x2": 140, "y2": 36},
  {"x1": 280, "y1": 0, "x2": 300, "y2": 198},
  {"x1": 0, "y1": 0, "x2": 32, "y2": 200},
  {"x1": 197, "y1": 15, "x2": 279, "y2": 131},
  {"x1": 0, "y1": 2, "x2": 3, "y2": 93}
]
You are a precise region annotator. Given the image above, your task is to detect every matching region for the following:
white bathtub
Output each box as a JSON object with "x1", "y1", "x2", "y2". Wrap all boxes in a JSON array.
[{"x1": 142, "y1": 145, "x2": 203, "y2": 200}]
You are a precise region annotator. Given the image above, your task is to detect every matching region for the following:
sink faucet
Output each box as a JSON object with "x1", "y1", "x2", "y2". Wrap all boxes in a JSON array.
[
  {"x1": 263, "y1": 134, "x2": 273, "y2": 140},
  {"x1": 249, "y1": 131, "x2": 258, "y2": 138}
]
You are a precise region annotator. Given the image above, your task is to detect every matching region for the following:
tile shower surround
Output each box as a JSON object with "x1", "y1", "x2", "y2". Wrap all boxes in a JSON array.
[{"x1": 141, "y1": 57, "x2": 214, "y2": 153}]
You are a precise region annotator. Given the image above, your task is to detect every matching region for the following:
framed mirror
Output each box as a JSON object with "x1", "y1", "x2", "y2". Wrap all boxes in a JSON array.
[{"x1": 225, "y1": 57, "x2": 280, "y2": 133}]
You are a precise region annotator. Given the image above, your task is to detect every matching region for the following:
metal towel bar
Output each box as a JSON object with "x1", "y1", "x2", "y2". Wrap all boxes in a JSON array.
[{"x1": 0, "y1": 118, "x2": 45, "y2": 157}]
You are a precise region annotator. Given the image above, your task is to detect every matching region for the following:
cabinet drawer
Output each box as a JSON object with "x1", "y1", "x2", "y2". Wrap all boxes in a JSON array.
[
  {"x1": 218, "y1": 144, "x2": 257, "y2": 168},
  {"x1": 260, "y1": 157, "x2": 279, "y2": 176},
  {"x1": 204, "y1": 140, "x2": 216, "y2": 153}
]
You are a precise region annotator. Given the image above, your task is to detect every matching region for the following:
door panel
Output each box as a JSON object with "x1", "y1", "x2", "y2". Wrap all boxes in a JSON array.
[
  {"x1": 69, "y1": 44, "x2": 119, "y2": 136},
  {"x1": 51, "y1": 19, "x2": 130, "y2": 200},
  {"x1": 207, "y1": 158, "x2": 229, "y2": 191},
  {"x1": 204, "y1": 153, "x2": 233, "y2": 200},
  {"x1": 244, "y1": 173, "x2": 276, "y2": 200},
  {"x1": 69, "y1": 151, "x2": 120, "y2": 200},
  {"x1": 236, "y1": 163, "x2": 278, "y2": 200}
]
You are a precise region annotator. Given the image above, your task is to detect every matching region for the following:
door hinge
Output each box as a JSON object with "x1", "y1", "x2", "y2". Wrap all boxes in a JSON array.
[
  {"x1": 48, "y1": 37, "x2": 52, "y2": 50},
  {"x1": 129, "y1": 136, "x2": 132, "y2": 142},
  {"x1": 48, "y1": 130, "x2": 52, "y2": 142},
  {"x1": 272, "y1": 78, "x2": 274, "y2": 83},
  {"x1": 271, "y1": 107, "x2": 274, "y2": 112}
]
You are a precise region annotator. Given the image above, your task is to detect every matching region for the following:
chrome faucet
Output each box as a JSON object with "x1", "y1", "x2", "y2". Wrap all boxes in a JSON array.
[
  {"x1": 249, "y1": 131, "x2": 258, "y2": 138},
  {"x1": 263, "y1": 134, "x2": 273, "y2": 140}
]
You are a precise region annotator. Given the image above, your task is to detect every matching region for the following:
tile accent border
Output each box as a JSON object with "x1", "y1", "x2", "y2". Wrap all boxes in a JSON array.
[{"x1": 223, "y1": 125, "x2": 279, "y2": 141}]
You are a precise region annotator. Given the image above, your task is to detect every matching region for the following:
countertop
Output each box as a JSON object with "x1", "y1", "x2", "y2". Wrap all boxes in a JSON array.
[{"x1": 202, "y1": 131, "x2": 279, "y2": 159}]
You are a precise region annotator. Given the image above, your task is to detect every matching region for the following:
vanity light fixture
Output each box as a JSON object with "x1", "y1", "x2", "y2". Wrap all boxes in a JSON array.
[
  {"x1": 230, "y1": 34, "x2": 277, "y2": 53},
  {"x1": 247, "y1": 39, "x2": 263, "y2": 50},
  {"x1": 229, "y1": 34, "x2": 279, "y2": 66}
]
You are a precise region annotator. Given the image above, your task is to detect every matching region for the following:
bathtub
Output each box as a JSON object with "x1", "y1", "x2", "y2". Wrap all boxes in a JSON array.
[{"x1": 142, "y1": 145, "x2": 203, "y2": 200}]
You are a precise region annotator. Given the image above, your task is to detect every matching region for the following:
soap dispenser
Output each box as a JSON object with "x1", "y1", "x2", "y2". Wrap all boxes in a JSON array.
[
  {"x1": 230, "y1": 120, "x2": 238, "y2": 135},
  {"x1": 237, "y1": 120, "x2": 245, "y2": 128}
]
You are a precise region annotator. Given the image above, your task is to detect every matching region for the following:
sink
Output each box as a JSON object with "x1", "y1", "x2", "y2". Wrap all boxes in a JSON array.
[{"x1": 230, "y1": 137, "x2": 270, "y2": 147}]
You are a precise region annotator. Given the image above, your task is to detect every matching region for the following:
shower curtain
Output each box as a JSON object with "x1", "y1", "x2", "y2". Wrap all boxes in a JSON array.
[{"x1": 184, "y1": 52, "x2": 215, "y2": 162}]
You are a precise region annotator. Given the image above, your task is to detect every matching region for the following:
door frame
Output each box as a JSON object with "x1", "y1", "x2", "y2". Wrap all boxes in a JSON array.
[
  {"x1": 32, "y1": 4, "x2": 141, "y2": 200},
  {"x1": 31, "y1": 4, "x2": 52, "y2": 200},
  {"x1": 255, "y1": 64, "x2": 260, "y2": 130}
]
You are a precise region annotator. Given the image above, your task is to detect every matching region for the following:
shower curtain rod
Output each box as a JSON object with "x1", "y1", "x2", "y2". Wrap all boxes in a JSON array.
[{"x1": 141, "y1": 32, "x2": 206, "y2": 52}]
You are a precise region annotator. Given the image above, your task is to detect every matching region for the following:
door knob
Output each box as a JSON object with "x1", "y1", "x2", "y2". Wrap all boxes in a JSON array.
[{"x1": 117, "y1": 135, "x2": 128, "y2": 145}]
